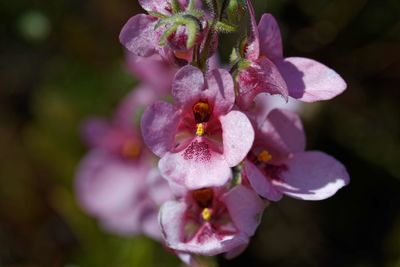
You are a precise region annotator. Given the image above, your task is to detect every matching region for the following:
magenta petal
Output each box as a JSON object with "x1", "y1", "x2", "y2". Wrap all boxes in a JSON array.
[
  {"x1": 80, "y1": 118, "x2": 110, "y2": 148},
  {"x1": 204, "y1": 68, "x2": 235, "y2": 115},
  {"x1": 141, "y1": 101, "x2": 181, "y2": 157},
  {"x1": 237, "y1": 57, "x2": 288, "y2": 110},
  {"x1": 224, "y1": 244, "x2": 248, "y2": 260},
  {"x1": 158, "y1": 150, "x2": 232, "y2": 189},
  {"x1": 220, "y1": 111, "x2": 254, "y2": 167},
  {"x1": 146, "y1": 168, "x2": 173, "y2": 206},
  {"x1": 277, "y1": 151, "x2": 350, "y2": 200},
  {"x1": 119, "y1": 14, "x2": 158, "y2": 57},
  {"x1": 264, "y1": 108, "x2": 305, "y2": 153},
  {"x1": 277, "y1": 57, "x2": 347, "y2": 102},
  {"x1": 159, "y1": 200, "x2": 187, "y2": 246},
  {"x1": 139, "y1": 0, "x2": 173, "y2": 15},
  {"x1": 141, "y1": 205, "x2": 162, "y2": 240},
  {"x1": 173, "y1": 66, "x2": 235, "y2": 114},
  {"x1": 244, "y1": 160, "x2": 283, "y2": 201},
  {"x1": 160, "y1": 200, "x2": 249, "y2": 255},
  {"x1": 125, "y1": 53, "x2": 177, "y2": 93},
  {"x1": 245, "y1": 0, "x2": 260, "y2": 60},
  {"x1": 207, "y1": 53, "x2": 220, "y2": 70},
  {"x1": 172, "y1": 65, "x2": 205, "y2": 108},
  {"x1": 222, "y1": 185, "x2": 266, "y2": 237},
  {"x1": 100, "y1": 200, "x2": 147, "y2": 236},
  {"x1": 258, "y1": 13, "x2": 283, "y2": 61},
  {"x1": 252, "y1": 94, "x2": 302, "y2": 126},
  {"x1": 75, "y1": 150, "x2": 147, "y2": 217},
  {"x1": 176, "y1": 252, "x2": 193, "y2": 266},
  {"x1": 253, "y1": 108, "x2": 305, "y2": 163},
  {"x1": 114, "y1": 85, "x2": 157, "y2": 128}
]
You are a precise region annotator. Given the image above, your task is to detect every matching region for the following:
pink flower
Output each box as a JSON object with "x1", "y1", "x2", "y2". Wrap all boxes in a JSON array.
[
  {"x1": 235, "y1": 0, "x2": 347, "y2": 110},
  {"x1": 242, "y1": 108, "x2": 350, "y2": 201},
  {"x1": 119, "y1": 0, "x2": 212, "y2": 63},
  {"x1": 124, "y1": 50, "x2": 221, "y2": 96},
  {"x1": 125, "y1": 52, "x2": 179, "y2": 94},
  {"x1": 141, "y1": 65, "x2": 254, "y2": 189},
  {"x1": 76, "y1": 90, "x2": 172, "y2": 239},
  {"x1": 114, "y1": 80, "x2": 191, "y2": 131},
  {"x1": 159, "y1": 185, "x2": 266, "y2": 256}
]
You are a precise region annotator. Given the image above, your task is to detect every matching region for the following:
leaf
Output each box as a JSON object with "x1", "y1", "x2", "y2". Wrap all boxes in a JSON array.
[{"x1": 215, "y1": 21, "x2": 237, "y2": 33}]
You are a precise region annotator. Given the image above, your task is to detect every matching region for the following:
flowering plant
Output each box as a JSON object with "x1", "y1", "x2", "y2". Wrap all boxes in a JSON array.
[{"x1": 76, "y1": 0, "x2": 349, "y2": 264}]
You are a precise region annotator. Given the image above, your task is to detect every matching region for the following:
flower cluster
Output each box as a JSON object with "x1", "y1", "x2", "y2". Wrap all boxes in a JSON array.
[{"x1": 76, "y1": 0, "x2": 350, "y2": 263}]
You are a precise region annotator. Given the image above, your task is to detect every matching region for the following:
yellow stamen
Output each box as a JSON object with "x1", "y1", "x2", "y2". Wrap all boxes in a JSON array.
[
  {"x1": 196, "y1": 123, "x2": 205, "y2": 136},
  {"x1": 121, "y1": 140, "x2": 140, "y2": 159},
  {"x1": 257, "y1": 150, "x2": 272, "y2": 162},
  {"x1": 202, "y1": 208, "x2": 212, "y2": 222}
]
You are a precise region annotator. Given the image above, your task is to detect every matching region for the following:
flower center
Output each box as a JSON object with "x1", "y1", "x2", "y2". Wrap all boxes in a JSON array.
[
  {"x1": 192, "y1": 188, "x2": 214, "y2": 222},
  {"x1": 201, "y1": 208, "x2": 212, "y2": 222},
  {"x1": 195, "y1": 123, "x2": 205, "y2": 136},
  {"x1": 121, "y1": 140, "x2": 141, "y2": 159},
  {"x1": 263, "y1": 164, "x2": 287, "y2": 181},
  {"x1": 192, "y1": 101, "x2": 212, "y2": 123},
  {"x1": 257, "y1": 150, "x2": 272, "y2": 163},
  {"x1": 192, "y1": 188, "x2": 214, "y2": 208}
]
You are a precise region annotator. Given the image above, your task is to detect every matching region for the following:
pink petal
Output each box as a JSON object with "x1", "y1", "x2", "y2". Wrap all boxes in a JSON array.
[
  {"x1": 237, "y1": 57, "x2": 288, "y2": 110},
  {"x1": 161, "y1": 191, "x2": 257, "y2": 256},
  {"x1": 183, "y1": 227, "x2": 249, "y2": 256},
  {"x1": 264, "y1": 108, "x2": 305, "y2": 153},
  {"x1": 172, "y1": 65, "x2": 205, "y2": 108},
  {"x1": 243, "y1": 160, "x2": 283, "y2": 201},
  {"x1": 204, "y1": 68, "x2": 235, "y2": 115},
  {"x1": 277, "y1": 57, "x2": 347, "y2": 102},
  {"x1": 159, "y1": 200, "x2": 187, "y2": 246},
  {"x1": 80, "y1": 118, "x2": 110, "y2": 148},
  {"x1": 75, "y1": 150, "x2": 148, "y2": 217},
  {"x1": 114, "y1": 85, "x2": 157, "y2": 128},
  {"x1": 222, "y1": 185, "x2": 266, "y2": 237},
  {"x1": 139, "y1": 0, "x2": 174, "y2": 15},
  {"x1": 101, "y1": 199, "x2": 149, "y2": 236},
  {"x1": 252, "y1": 108, "x2": 305, "y2": 163},
  {"x1": 176, "y1": 252, "x2": 193, "y2": 266},
  {"x1": 140, "y1": 204, "x2": 162, "y2": 240},
  {"x1": 158, "y1": 149, "x2": 232, "y2": 189},
  {"x1": 276, "y1": 151, "x2": 350, "y2": 200},
  {"x1": 146, "y1": 168, "x2": 173, "y2": 206},
  {"x1": 160, "y1": 200, "x2": 249, "y2": 256},
  {"x1": 220, "y1": 111, "x2": 254, "y2": 167},
  {"x1": 141, "y1": 101, "x2": 181, "y2": 157},
  {"x1": 119, "y1": 14, "x2": 158, "y2": 57},
  {"x1": 245, "y1": 0, "x2": 260, "y2": 60},
  {"x1": 252, "y1": 94, "x2": 302, "y2": 126},
  {"x1": 258, "y1": 13, "x2": 283, "y2": 61},
  {"x1": 224, "y1": 244, "x2": 248, "y2": 260},
  {"x1": 207, "y1": 53, "x2": 221, "y2": 70},
  {"x1": 173, "y1": 66, "x2": 235, "y2": 115},
  {"x1": 125, "y1": 52, "x2": 177, "y2": 93}
]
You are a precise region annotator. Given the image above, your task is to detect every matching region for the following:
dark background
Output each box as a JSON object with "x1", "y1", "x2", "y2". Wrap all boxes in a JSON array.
[{"x1": 1, "y1": 0, "x2": 399, "y2": 266}]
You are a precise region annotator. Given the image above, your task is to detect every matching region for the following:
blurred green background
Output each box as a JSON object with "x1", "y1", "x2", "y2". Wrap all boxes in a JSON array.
[{"x1": 1, "y1": 0, "x2": 400, "y2": 266}]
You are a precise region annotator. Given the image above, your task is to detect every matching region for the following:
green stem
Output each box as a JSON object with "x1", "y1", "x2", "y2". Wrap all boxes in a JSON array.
[
  {"x1": 188, "y1": 0, "x2": 196, "y2": 10},
  {"x1": 198, "y1": 23, "x2": 215, "y2": 72},
  {"x1": 198, "y1": 0, "x2": 219, "y2": 72}
]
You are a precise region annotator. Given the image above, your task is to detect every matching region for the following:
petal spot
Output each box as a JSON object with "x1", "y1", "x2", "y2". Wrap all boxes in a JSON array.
[{"x1": 183, "y1": 140, "x2": 211, "y2": 162}]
